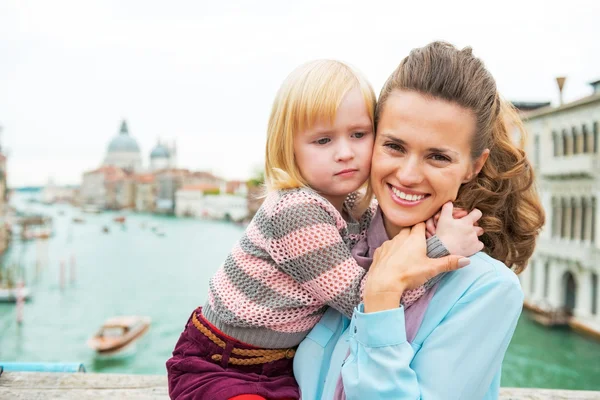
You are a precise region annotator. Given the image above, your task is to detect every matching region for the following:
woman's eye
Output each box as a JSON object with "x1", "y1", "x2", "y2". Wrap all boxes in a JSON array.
[
  {"x1": 384, "y1": 142, "x2": 403, "y2": 152},
  {"x1": 316, "y1": 138, "x2": 330, "y2": 145},
  {"x1": 431, "y1": 154, "x2": 451, "y2": 162},
  {"x1": 352, "y1": 132, "x2": 365, "y2": 139}
]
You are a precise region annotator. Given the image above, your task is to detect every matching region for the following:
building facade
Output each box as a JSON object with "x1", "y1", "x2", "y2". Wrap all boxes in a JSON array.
[{"x1": 520, "y1": 85, "x2": 600, "y2": 335}]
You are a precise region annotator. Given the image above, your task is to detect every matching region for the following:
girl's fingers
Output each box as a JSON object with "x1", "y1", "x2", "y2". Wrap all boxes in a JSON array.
[
  {"x1": 465, "y1": 208, "x2": 483, "y2": 224},
  {"x1": 475, "y1": 227, "x2": 484, "y2": 236},
  {"x1": 426, "y1": 218, "x2": 436, "y2": 235},
  {"x1": 453, "y1": 208, "x2": 468, "y2": 219}
]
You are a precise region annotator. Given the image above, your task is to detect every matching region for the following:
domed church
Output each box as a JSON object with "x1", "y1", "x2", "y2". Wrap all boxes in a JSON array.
[
  {"x1": 103, "y1": 120, "x2": 143, "y2": 172},
  {"x1": 150, "y1": 139, "x2": 177, "y2": 171}
]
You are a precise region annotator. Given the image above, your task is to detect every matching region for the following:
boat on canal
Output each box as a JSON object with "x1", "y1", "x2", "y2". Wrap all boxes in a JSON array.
[
  {"x1": 0, "y1": 286, "x2": 32, "y2": 303},
  {"x1": 87, "y1": 316, "x2": 151, "y2": 356}
]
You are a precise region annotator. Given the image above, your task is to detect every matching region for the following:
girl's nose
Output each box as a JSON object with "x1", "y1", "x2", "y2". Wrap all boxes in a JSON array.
[{"x1": 335, "y1": 141, "x2": 355, "y2": 162}]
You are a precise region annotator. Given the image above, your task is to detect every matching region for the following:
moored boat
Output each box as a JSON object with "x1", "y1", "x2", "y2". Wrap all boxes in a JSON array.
[
  {"x1": 87, "y1": 316, "x2": 151, "y2": 355},
  {"x1": 0, "y1": 286, "x2": 32, "y2": 303}
]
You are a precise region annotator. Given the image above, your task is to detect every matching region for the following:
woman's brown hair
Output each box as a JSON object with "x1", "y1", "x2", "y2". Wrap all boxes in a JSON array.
[{"x1": 376, "y1": 41, "x2": 545, "y2": 273}]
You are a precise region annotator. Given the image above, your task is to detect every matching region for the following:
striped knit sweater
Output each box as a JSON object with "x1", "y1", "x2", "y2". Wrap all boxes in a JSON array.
[{"x1": 203, "y1": 187, "x2": 448, "y2": 349}]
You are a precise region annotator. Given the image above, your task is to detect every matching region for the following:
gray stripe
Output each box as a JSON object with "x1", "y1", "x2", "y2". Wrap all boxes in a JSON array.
[
  {"x1": 202, "y1": 303, "x2": 311, "y2": 348},
  {"x1": 222, "y1": 255, "x2": 306, "y2": 309},
  {"x1": 276, "y1": 241, "x2": 352, "y2": 283},
  {"x1": 249, "y1": 207, "x2": 274, "y2": 240},
  {"x1": 427, "y1": 235, "x2": 450, "y2": 258},
  {"x1": 424, "y1": 235, "x2": 450, "y2": 289},
  {"x1": 206, "y1": 283, "x2": 252, "y2": 327},
  {"x1": 270, "y1": 202, "x2": 336, "y2": 240},
  {"x1": 238, "y1": 234, "x2": 270, "y2": 259}
]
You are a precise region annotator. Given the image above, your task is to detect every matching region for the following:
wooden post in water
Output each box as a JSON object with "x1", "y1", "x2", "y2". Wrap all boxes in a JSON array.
[
  {"x1": 16, "y1": 280, "x2": 24, "y2": 324},
  {"x1": 60, "y1": 260, "x2": 66, "y2": 290},
  {"x1": 70, "y1": 254, "x2": 76, "y2": 284}
]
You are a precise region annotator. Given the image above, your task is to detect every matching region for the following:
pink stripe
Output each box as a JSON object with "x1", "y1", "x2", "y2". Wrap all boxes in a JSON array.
[
  {"x1": 230, "y1": 246, "x2": 314, "y2": 305},
  {"x1": 269, "y1": 224, "x2": 342, "y2": 264},
  {"x1": 301, "y1": 258, "x2": 364, "y2": 303},
  {"x1": 211, "y1": 268, "x2": 324, "y2": 332}
]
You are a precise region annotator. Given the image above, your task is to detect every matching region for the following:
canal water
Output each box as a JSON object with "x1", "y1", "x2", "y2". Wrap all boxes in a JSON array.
[{"x1": 1, "y1": 193, "x2": 599, "y2": 390}]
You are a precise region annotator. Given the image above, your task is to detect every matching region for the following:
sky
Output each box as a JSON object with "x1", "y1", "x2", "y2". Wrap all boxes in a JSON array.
[{"x1": 1, "y1": 0, "x2": 599, "y2": 187}]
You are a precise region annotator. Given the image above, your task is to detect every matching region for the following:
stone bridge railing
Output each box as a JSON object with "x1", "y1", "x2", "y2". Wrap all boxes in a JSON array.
[{"x1": 1, "y1": 372, "x2": 599, "y2": 399}]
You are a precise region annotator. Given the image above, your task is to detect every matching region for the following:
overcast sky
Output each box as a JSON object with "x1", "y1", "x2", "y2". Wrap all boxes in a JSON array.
[{"x1": 1, "y1": 0, "x2": 599, "y2": 187}]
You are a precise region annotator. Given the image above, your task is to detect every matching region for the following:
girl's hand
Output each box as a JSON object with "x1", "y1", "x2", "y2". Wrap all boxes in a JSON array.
[
  {"x1": 434, "y1": 202, "x2": 484, "y2": 257},
  {"x1": 425, "y1": 206, "x2": 471, "y2": 238},
  {"x1": 364, "y1": 223, "x2": 470, "y2": 313}
]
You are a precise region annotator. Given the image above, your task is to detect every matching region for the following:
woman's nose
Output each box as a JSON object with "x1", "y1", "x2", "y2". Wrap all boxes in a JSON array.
[{"x1": 396, "y1": 157, "x2": 424, "y2": 185}]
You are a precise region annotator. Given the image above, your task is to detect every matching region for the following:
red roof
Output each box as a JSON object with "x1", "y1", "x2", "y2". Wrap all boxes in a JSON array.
[{"x1": 181, "y1": 184, "x2": 219, "y2": 192}]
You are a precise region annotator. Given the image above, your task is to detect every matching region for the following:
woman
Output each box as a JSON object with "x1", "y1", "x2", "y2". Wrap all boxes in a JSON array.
[{"x1": 293, "y1": 41, "x2": 545, "y2": 399}]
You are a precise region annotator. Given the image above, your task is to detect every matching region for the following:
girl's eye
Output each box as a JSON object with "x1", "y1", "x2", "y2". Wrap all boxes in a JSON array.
[
  {"x1": 384, "y1": 142, "x2": 404, "y2": 153},
  {"x1": 352, "y1": 132, "x2": 365, "y2": 139},
  {"x1": 431, "y1": 154, "x2": 451, "y2": 163},
  {"x1": 316, "y1": 138, "x2": 331, "y2": 145}
]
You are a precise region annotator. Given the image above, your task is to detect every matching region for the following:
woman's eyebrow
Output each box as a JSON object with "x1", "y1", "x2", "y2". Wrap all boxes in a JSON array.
[{"x1": 381, "y1": 134, "x2": 459, "y2": 156}]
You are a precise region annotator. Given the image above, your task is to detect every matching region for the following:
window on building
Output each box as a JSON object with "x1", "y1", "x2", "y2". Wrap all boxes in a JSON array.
[
  {"x1": 592, "y1": 273, "x2": 598, "y2": 315},
  {"x1": 583, "y1": 124, "x2": 590, "y2": 153},
  {"x1": 552, "y1": 131, "x2": 559, "y2": 156},
  {"x1": 592, "y1": 197, "x2": 597, "y2": 244},
  {"x1": 561, "y1": 197, "x2": 568, "y2": 238},
  {"x1": 563, "y1": 129, "x2": 570, "y2": 156},
  {"x1": 573, "y1": 127, "x2": 580, "y2": 154},
  {"x1": 595, "y1": 122, "x2": 599, "y2": 153},
  {"x1": 582, "y1": 197, "x2": 588, "y2": 241},
  {"x1": 552, "y1": 197, "x2": 558, "y2": 237},
  {"x1": 570, "y1": 197, "x2": 577, "y2": 240}
]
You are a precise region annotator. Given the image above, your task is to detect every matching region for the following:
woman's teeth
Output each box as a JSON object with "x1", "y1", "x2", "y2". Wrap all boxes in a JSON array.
[{"x1": 391, "y1": 186, "x2": 425, "y2": 202}]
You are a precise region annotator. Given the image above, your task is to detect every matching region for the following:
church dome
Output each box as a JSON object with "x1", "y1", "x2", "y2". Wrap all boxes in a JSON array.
[
  {"x1": 150, "y1": 142, "x2": 170, "y2": 159},
  {"x1": 107, "y1": 120, "x2": 140, "y2": 153}
]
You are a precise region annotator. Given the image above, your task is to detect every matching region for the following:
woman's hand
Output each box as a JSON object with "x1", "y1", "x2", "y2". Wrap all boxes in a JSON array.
[
  {"x1": 426, "y1": 202, "x2": 484, "y2": 257},
  {"x1": 364, "y1": 223, "x2": 470, "y2": 313}
]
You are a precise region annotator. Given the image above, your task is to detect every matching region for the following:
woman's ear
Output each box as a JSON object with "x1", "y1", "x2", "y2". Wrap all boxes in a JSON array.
[{"x1": 463, "y1": 149, "x2": 490, "y2": 183}]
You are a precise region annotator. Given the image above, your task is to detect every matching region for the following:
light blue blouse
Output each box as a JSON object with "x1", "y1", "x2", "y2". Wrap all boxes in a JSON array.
[{"x1": 293, "y1": 252, "x2": 523, "y2": 400}]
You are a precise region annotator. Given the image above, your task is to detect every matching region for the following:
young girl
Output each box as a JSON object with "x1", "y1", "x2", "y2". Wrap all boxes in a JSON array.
[{"x1": 166, "y1": 60, "x2": 480, "y2": 400}]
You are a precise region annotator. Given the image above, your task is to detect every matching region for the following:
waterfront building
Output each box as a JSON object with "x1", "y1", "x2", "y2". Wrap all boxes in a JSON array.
[
  {"x1": 134, "y1": 174, "x2": 156, "y2": 212},
  {"x1": 80, "y1": 166, "x2": 126, "y2": 209},
  {"x1": 519, "y1": 79, "x2": 600, "y2": 336},
  {"x1": 184, "y1": 171, "x2": 225, "y2": 188},
  {"x1": 175, "y1": 184, "x2": 248, "y2": 221},
  {"x1": 103, "y1": 120, "x2": 143, "y2": 173},
  {"x1": 175, "y1": 184, "x2": 220, "y2": 217},
  {"x1": 224, "y1": 180, "x2": 248, "y2": 196},
  {"x1": 40, "y1": 179, "x2": 77, "y2": 204},
  {"x1": 114, "y1": 175, "x2": 136, "y2": 210},
  {"x1": 155, "y1": 169, "x2": 189, "y2": 214}
]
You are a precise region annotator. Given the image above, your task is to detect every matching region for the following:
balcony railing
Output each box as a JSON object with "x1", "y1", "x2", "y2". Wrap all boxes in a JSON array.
[{"x1": 540, "y1": 153, "x2": 599, "y2": 178}]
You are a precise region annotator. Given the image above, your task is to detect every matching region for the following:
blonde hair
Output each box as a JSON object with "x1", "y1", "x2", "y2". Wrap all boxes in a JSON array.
[
  {"x1": 264, "y1": 60, "x2": 376, "y2": 212},
  {"x1": 377, "y1": 42, "x2": 545, "y2": 273}
]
